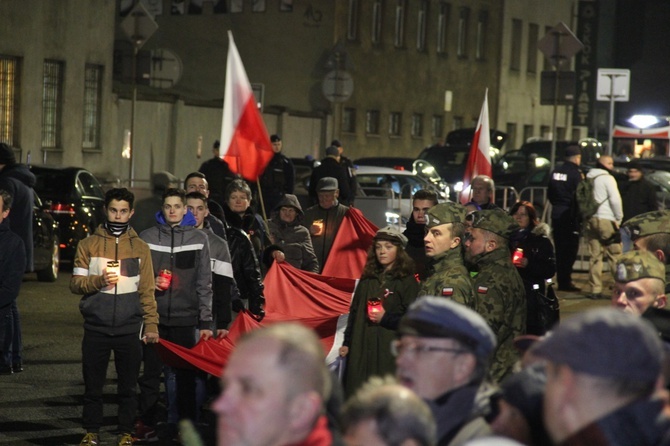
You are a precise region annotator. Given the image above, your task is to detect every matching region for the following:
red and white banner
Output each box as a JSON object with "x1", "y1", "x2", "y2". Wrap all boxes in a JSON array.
[
  {"x1": 219, "y1": 32, "x2": 274, "y2": 181},
  {"x1": 322, "y1": 207, "x2": 378, "y2": 279},
  {"x1": 460, "y1": 89, "x2": 492, "y2": 204}
]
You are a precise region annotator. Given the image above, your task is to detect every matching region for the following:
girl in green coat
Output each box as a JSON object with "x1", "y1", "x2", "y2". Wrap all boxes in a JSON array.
[{"x1": 339, "y1": 226, "x2": 419, "y2": 397}]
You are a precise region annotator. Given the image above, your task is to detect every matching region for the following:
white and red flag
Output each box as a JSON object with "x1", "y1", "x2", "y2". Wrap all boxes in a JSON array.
[
  {"x1": 220, "y1": 32, "x2": 274, "y2": 181},
  {"x1": 460, "y1": 89, "x2": 492, "y2": 204}
]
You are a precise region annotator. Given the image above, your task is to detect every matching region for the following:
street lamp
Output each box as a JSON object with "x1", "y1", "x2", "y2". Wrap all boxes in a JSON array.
[{"x1": 628, "y1": 115, "x2": 659, "y2": 129}]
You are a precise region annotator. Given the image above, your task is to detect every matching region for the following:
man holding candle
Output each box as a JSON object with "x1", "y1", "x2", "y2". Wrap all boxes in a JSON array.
[{"x1": 70, "y1": 188, "x2": 159, "y2": 446}]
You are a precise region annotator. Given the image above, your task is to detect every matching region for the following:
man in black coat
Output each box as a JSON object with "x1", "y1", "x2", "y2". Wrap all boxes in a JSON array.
[
  {"x1": 198, "y1": 140, "x2": 239, "y2": 209},
  {"x1": 547, "y1": 145, "x2": 583, "y2": 292},
  {"x1": 308, "y1": 146, "x2": 352, "y2": 206},
  {"x1": 257, "y1": 134, "x2": 295, "y2": 214}
]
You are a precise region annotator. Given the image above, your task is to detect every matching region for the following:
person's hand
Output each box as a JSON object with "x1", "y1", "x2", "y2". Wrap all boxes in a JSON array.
[
  {"x1": 250, "y1": 309, "x2": 265, "y2": 322},
  {"x1": 199, "y1": 329, "x2": 213, "y2": 341},
  {"x1": 232, "y1": 299, "x2": 245, "y2": 313},
  {"x1": 515, "y1": 257, "x2": 529, "y2": 268},
  {"x1": 368, "y1": 306, "x2": 385, "y2": 323},
  {"x1": 216, "y1": 329, "x2": 229, "y2": 339},
  {"x1": 143, "y1": 332, "x2": 159, "y2": 344},
  {"x1": 155, "y1": 275, "x2": 170, "y2": 291},
  {"x1": 310, "y1": 224, "x2": 322, "y2": 236},
  {"x1": 339, "y1": 346, "x2": 349, "y2": 357},
  {"x1": 103, "y1": 270, "x2": 119, "y2": 286},
  {"x1": 272, "y1": 251, "x2": 285, "y2": 263}
]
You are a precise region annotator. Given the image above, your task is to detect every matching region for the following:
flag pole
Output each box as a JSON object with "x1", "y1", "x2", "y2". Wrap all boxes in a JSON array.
[{"x1": 256, "y1": 177, "x2": 271, "y2": 237}]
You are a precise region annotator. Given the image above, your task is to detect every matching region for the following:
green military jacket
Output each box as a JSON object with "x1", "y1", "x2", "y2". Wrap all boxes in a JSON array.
[
  {"x1": 470, "y1": 248, "x2": 526, "y2": 383},
  {"x1": 419, "y1": 248, "x2": 476, "y2": 309}
]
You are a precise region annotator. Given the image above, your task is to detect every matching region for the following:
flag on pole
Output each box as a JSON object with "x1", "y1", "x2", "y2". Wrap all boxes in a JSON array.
[
  {"x1": 220, "y1": 31, "x2": 274, "y2": 181},
  {"x1": 460, "y1": 89, "x2": 492, "y2": 204}
]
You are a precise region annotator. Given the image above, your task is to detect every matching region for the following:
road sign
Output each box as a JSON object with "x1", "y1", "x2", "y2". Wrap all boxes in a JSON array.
[
  {"x1": 149, "y1": 49, "x2": 182, "y2": 88},
  {"x1": 322, "y1": 70, "x2": 354, "y2": 103},
  {"x1": 597, "y1": 69, "x2": 630, "y2": 102},
  {"x1": 538, "y1": 22, "x2": 583, "y2": 69},
  {"x1": 120, "y1": 2, "x2": 158, "y2": 49}
]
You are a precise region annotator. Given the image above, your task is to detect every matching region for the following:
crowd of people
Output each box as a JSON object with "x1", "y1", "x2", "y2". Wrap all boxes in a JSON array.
[{"x1": 4, "y1": 136, "x2": 670, "y2": 446}]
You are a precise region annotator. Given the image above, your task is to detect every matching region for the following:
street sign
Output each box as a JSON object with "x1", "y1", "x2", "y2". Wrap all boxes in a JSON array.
[
  {"x1": 149, "y1": 49, "x2": 182, "y2": 88},
  {"x1": 597, "y1": 69, "x2": 630, "y2": 102},
  {"x1": 538, "y1": 22, "x2": 583, "y2": 69},
  {"x1": 120, "y1": 2, "x2": 158, "y2": 49},
  {"x1": 322, "y1": 70, "x2": 354, "y2": 103},
  {"x1": 540, "y1": 71, "x2": 576, "y2": 105}
]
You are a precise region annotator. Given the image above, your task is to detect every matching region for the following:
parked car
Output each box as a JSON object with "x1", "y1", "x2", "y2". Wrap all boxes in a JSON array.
[
  {"x1": 29, "y1": 166, "x2": 106, "y2": 261},
  {"x1": 353, "y1": 157, "x2": 449, "y2": 196},
  {"x1": 32, "y1": 192, "x2": 60, "y2": 282}
]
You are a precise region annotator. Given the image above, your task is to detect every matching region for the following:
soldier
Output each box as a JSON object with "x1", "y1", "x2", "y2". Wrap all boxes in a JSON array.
[
  {"x1": 419, "y1": 202, "x2": 476, "y2": 309},
  {"x1": 464, "y1": 209, "x2": 526, "y2": 382},
  {"x1": 611, "y1": 250, "x2": 666, "y2": 316},
  {"x1": 622, "y1": 209, "x2": 670, "y2": 294}
]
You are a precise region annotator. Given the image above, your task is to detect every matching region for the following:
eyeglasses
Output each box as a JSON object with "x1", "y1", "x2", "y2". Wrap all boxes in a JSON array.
[{"x1": 390, "y1": 340, "x2": 466, "y2": 357}]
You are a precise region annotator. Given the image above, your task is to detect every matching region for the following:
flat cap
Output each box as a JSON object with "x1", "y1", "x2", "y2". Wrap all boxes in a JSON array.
[
  {"x1": 325, "y1": 145, "x2": 340, "y2": 156},
  {"x1": 399, "y1": 296, "x2": 496, "y2": 358},
  {"x1": 532, "y1": 308, "x2": 663, "y2": 383},
  {"x1": 622, "y1": 210, "x2": 670, "y2": 240},
  {"x1": 564, "y1": 145, "x2": 581, "y2": 157},
  {"x1": 374, "y1": 225, "x2": 408, "y2": 248},
  {"x1": 469, "y1": 209, "x2": 519, "y2": 239},
  {"x1": 316, "y1": 177, "x2": 338, "y2": 191},
  {"x1": 425, "y1": 202, "x2": 467, "y2": 228},
  {"x1": 614, "y1": 250, "x2": 666, "y2": 284}
]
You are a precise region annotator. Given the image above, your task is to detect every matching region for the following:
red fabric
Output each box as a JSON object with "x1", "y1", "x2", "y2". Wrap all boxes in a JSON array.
[
  {"x1": 321, "y1": 207, "x2": 378, "y2": 279},
  {"x1": 285, "y1": 415, "x2": 333, "y2": 446},
  {"x1": 461, "y1": 90, "x2": 493, "y2": 203}
]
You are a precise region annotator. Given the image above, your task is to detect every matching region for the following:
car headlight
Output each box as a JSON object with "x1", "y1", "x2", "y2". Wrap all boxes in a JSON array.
[{"x1": 385, "y1": 212, "x2": 400, "y2": 225}]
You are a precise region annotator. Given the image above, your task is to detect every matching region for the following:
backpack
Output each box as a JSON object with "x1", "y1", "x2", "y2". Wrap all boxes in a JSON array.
[{"x1": 575, "y1": 174, "x2": 606, "y2": 221}]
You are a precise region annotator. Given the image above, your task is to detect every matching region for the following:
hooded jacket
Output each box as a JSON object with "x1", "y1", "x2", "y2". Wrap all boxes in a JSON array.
[
  {"x1": 0, "y1": 219, "x2": 26, "y2": 309},
  {"x1": 587, "y1": 166, "x2": 623, "y2": 223},
  {"x1": 139, "y1": 211, "x2": 213, "y2": 329},
  {"x1": 70, "y1": 225, "x2": 159, "y2": 336},
  {"x1": 0, "y1": 163, "x2": 35, "y2": 271}
]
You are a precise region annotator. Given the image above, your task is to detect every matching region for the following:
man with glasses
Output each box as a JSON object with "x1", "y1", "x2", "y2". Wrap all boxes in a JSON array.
[
  {"x1": 394, "y1": 296, "x2": 496, "y2": 445},
  {"x1": 622, "y1": 209, "x2": 670, "y2": 294}
]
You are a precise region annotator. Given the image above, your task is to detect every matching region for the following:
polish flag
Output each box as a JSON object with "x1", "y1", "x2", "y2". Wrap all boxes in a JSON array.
[
  {"x1": 460, "y1": 90, "x2": 492, "y2": 204},
  {"x1": 220, "y1": 32, "x2": 274, "y2": 181}
]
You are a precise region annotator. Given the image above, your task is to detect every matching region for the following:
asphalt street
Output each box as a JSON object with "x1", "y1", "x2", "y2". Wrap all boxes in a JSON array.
[{"x1": 0, "y1": 265, "x2": 609, "y2": 445}]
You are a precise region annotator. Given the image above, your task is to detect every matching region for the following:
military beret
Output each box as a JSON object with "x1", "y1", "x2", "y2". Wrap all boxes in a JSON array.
[
  {"x1": 399, "y1": 296, "x2": 496, "y2": 359},
  {"x1": 614, "y1": 250, "x2": 666, "y2": 285},
  {"x1": 425, "y1": 202, "x2": 467, "y2": 228},
  {"x1": 469, "y1": 209, "x2": 519, "y2": 239},
  {"x1": 374, "y1": 225, "x2": 408, "y2": 248},
  {"x1": 622, "y1": 210, "x2": 670, "y2": 240},
  {"x1": 531, "y1": 308, "x2": 663, "y2": 383}
]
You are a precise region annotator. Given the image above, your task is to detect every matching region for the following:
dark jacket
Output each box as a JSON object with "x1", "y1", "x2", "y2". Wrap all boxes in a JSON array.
[
  {"x1": 71, "y1": 225, "x2": 159, "y2": 336},
  {"x1": 403, "y1": 216, "x2": 429, "y2": 280},
  {"x1": 342, "y1": 272, "x2": 419, "y2": 397},
  {"x1": 0, "y1": 163, "x2": 35, "y2": 271},
  {"x1": 139, "y1": 211, "x2": 213, "y2": 329},
  {"x1": 308, "y1": 157, "x2": 352, "y2": 206},
  {"x1": 0, "y1": 220, "x2": 26, "y2": 309},
  {"x1": 223, "y1": 203, "x2": 270, "y2": 268},
  {"x1": 303, "y1": 203, "x2": 349, "y2": 273},
  {"x1": 225, "y1": 224, "x2": 265, "y2": 317},
  {"x1": 264, "y1": 194, "x2": 319, "y2": 273},
  {"x1": 430, "y1": 384, "x2": 492, "y2": 446},
  {"x1": 198, "y1": 157, "x2": 239, "y2": 208},
  {"x1": 548, "y1": 161, "x2": 582, "y2": 221},
  {"x1": 258, "y1": 152, "x2": 295, "y2": 213},
  {"x1": 621, "y1": 178, "x2": 658, "y2": 223}
]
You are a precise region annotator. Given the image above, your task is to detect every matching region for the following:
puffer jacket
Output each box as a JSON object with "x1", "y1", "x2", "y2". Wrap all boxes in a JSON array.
[
  {"x1": 71, "y1": 225, "x2": 159, "y2": 336},
  {"x1": 226, "y1": 224, "x2": 265, "y2": 317},
  {"x1": 139, "y1": 211, "x2": 213, "y2": 329}
]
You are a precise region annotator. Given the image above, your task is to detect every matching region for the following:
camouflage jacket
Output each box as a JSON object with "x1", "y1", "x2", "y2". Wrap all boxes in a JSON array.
[
  {"x1": 419, "y1": 248, "x2": 476, "y2": 309},
  {"x1": 470, "y1": 248, "x2": 526, "y2": 382}
]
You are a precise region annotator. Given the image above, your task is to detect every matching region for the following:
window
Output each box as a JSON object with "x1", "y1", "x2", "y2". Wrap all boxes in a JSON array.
[
  {"x1": 437, "y1": 3, "x2": 449, "y2": 54},
  {"x1": 343, "y1": 108, "x2": 356, "y2": 133},
  {"x1": 279, "y1": 0, "x2": 293, "y2": 11},
  {"x1": 556, "y1": 126, "x2": 566, "y2": 141},
  {"x1": 394, "y1": 0, "x2": 406, "y2": 48},
  {"x1": 510, "y1": 19, "x2": 522, "y2": 71},
  {"x1": 366, "y1": 110, "x2": 380, "y2": 135},
  {"x1": 411, "y1": 113, "x2": 423, "y2": 137},
  {"x1": 0, "y1": 56, "x2": 20, "y2": 146},
  {"x1": 457, "y1": 7, "x2": 469, "y2": 58},
  {"x1": 347, "y1": 0, "x2": 359, "y2": 41},
  {"x1": 42, "y1": 60, "x2": 64, "y2": 149},
  {"x1": 452, "y1": 116, "x2": 463, "y2": 130},
  {"x1": 417, "y1": 1, "x2": 428, "y2": 51},
  {"x1": 543, "y1": 26, "x2": 553, "y2": 70},
  {"x1": 540, "y1": 125, "x2": 550, "y2": 139},
  {"x1": 527, "y1": 23, "x2": 539, "y2": 73},
  {"x1": 506, "y1": 123, "x2": 517, "y2": 149},
  {"x1": 389, "y1": 112, "x2": 402, "y2": 136},
  {"x1": 252, "y1": 0, "x2": 266, "y2": 12},
  {"x1": 432, "y1": 115, "x2": 444, "y2": 138},
  {"x1": 572, "y1": 128, "x2": 581, "y2": 141},
  {"x1": 372, "y1": 0, "x2": 383, "y2": 44},
  {"x1": 82, "y1": 65, "x2": 103, "y2": 150},
  {"x1": 476, "y1": 10, "x2": 488, "y2": 60},
  {"x1": 523, "y1": 124, "x2": 534, "y2": 142},
  {"x1": 230, "y1": 0, "x2": 243, "y2": 13}
]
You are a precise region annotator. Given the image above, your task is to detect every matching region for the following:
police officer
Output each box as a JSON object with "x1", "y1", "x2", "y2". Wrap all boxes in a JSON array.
[
  {"x1": 419, "y1": 202, "x2": 476, "y2": 309},
  {"x1": 547, "y1": 145, "x2": 583, "y2": 292},
  {"x1": 257, "y1": 134, "x2": 295, "y2": 214},
  {"x1": 464, "y1": 209, "x2": 526, "y2": 382},
  {"x1": 622, "y1": 209, "x2": 670, "y2": 293}
]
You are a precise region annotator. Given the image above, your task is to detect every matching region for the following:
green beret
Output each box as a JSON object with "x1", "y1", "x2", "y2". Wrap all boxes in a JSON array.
[
  {"x1": 622, "y1": 210, "x2": 670, "y2": 240},
  {"x1": 425, "y1": 202, "x2": 467, "y2": 228},
  {"x1": 614, "y1": 250, "x2": 666, "y2": 284},
  {"x1": 469, "y1": 209, "x2": 519, "y2": 239}
]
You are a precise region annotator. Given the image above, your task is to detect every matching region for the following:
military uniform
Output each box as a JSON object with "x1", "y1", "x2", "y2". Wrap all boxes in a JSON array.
[
  {"x1": 467, "y1": 210, "x2": 526, "y2": 383},
  {"x1": 622, "y1": 210, "x2": 670, "y2": 293}
]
